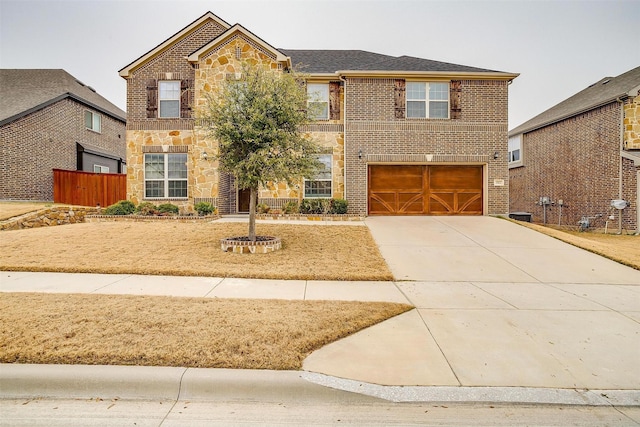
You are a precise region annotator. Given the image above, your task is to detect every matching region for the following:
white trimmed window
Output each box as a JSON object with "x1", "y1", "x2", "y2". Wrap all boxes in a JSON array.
[
  {"x1": 84, "y1": 110, "x2": 101, "y2": 132},
  {"x1": 406, "y1": 82, "x2": 449, "y2": 119},
  {"x1": 304, "y1": 154, "x2": 332, "y2": 198},
  {"x1": 508, "y1": 134, "x2": 523, "y2": 168},
  {"x1": 307, "y1": 83, "x2": 329, "y2": 120},
  {"x1": 93, "y1": 165, "x2": 109, "y2": 173},
  {"x1": 144, "y1": 153, "x2": 187, "y2": 198},
  {"x1": 159, "y1": 81, "x2": 180, "y2": 118}
]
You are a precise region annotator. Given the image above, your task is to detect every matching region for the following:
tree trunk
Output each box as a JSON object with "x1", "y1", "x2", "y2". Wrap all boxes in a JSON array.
[{"x1": 248, "y1": 186, "x2": 257, "y2": 242}]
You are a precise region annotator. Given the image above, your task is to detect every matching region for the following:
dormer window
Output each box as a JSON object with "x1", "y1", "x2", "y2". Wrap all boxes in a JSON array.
[{"x1": 159, "y1": 81, "x2": 180, "y2": 118}]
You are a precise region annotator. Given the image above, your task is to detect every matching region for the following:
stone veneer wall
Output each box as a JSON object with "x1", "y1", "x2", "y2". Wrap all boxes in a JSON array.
[
  {"x1": 0, "y1": 207, "x2": 98, "y2": 231},
  {"x1": 624, "y1": 95, "x2": 640, "y2": 149},
  {"x1": 126, "y1": 128, "x2": 217, "y2": 213}
]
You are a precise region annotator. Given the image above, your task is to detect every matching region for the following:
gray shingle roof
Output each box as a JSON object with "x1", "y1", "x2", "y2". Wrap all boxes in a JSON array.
[
  {"x1": 510, "y1": 65, "x2": 640, "y2": 136},
  {"x1": 356, "y1": 55, "x2": 500, "y2": 73},
  {"x1": 279, "y1": 50, "x2": 395, "y2": 74},
  {"x1": 280, "y1": 50, "x2": 501, "y2": 75},
  {"x1": 0, "y1": 69, "x2": 126, "y2": 126}
]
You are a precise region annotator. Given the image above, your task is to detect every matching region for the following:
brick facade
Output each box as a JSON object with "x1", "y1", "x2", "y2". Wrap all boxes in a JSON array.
[
  {"x1": 0, "y1": 98, "x2": 125, "y2": 201},
  {"x1": 345, "y1": 78, "x2": 510, "y2": 215},
  {"x1": 122, "y1": 12, "x2": 513, "y2": 216},
  {"x1": 509, "y1": 99, "x2": 639, "y2": 232}
]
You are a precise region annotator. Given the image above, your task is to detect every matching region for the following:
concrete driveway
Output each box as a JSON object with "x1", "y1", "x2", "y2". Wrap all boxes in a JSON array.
[{"x1": 304, "y1": 216, "x2": 640, "y2": 391}]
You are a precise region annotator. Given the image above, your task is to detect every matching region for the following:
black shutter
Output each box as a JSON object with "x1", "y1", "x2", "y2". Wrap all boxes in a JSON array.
[
  {"x1": 180, "y1": 79, "x2": 193, "y2": 119},
  {"x1": 450, "y1": 80, "x2": 462, "y2": 119},
  {"x1": 394, "y1": 79, "x2": 405, "y2": 119},
  {"x1": 329, "y1": 81, "x2": 341, "y2": 120},
  {"x1": 146, "y1": 79, "x2": 157, "y2": 119}
]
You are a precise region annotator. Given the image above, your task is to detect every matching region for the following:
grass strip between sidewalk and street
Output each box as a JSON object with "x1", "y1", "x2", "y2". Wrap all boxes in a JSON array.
[{"x1": 0, "y1": 293, "x2": 413, "y2": 370}]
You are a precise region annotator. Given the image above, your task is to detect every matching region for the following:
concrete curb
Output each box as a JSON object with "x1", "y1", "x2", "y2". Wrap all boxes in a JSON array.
[
  {"x1": 1, "y1": 364, "x2": 638, "y2": 406},
  {"x1": 0, "y1": 364, "x2": 377, "y2": 404},
  {"x1": 302, "y1": 372, "x2": 640, "y2": 406}
]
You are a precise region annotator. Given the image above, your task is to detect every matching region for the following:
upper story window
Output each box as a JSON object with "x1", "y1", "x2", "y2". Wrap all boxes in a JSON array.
[
  {"x1": 304, "y1": 154, "x2": 332, "y2": 198},
  {"x1": 406, "y1": 82, "x2": 449, "y2": 119},
  {"x1": 508, "y1": 134, "x2": 523, "y2": 168},
  {"x1": 159, "y1": 80, "x2": 180, "y2": 118},
  {"x1": 84, "y1": 110, "x2": 101, "y2": 132},
  {"x1": 307, "y1": 83, "x2": 329, "y2": 120}
]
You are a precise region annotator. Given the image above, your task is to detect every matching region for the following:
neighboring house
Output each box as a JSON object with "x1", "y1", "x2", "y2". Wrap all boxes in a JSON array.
[
  {"x1": 509, "y1": 66, "x2": 640, "y2": 233},
  {"x1": 119, "y1": 11, "x2": 517, "y2": 216},
  {"x1": 0, "y1": 69, "x2": 126, "y2": 201}
]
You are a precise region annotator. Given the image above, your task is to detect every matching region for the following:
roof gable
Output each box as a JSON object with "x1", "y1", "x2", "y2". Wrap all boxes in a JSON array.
[
  {"x1": 187, "y1": 24, "x2": 290, "y2": 65},
  {"x1": 0, "y1": 69, "x2": 126, "y2": 126},
  {"x1": 119, "y1": 11, "x2": 231, "y2": 77},
  {"x1": 510, "y1": 65, "x2": 640, "y2": 135}
]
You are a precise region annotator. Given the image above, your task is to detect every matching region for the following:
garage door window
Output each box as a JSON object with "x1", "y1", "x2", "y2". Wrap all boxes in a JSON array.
[
  {"x1": 407, "y1": 82, "x2": 449, "y2": 119},
  {"x1": 304, "y1": 154, "x2": 332, "y2": 198}
]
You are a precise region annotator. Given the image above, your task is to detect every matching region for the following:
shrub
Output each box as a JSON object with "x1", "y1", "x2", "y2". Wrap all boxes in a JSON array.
[
  {"x1": 135, "y1": 202, "x2": 158, "y2": 216},
  {"x1": 300, "y1": 198, "x2": 332, "y2": 214},
  {"x1": 104, "y1": 200, "x2": 135, "y2": 215},
  {"x1": 330, "y1": 198, "x2": 348, "y2": 214},
  {"x1": 194, "y1": 202, "x2": 214, "y2": 216},
  {"x1": 282, "y1": 200, "x2": 299, "y2": 214},
  {"x1": 256, "y1": 203, "x2": 270, "y2": 214},
  {"x1": 157, "y1": 203, "x2": 179, "y2": 215}
]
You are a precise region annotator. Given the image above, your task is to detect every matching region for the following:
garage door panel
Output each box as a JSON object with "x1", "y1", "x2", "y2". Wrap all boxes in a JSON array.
[
  {"x1": 370, "y1": 165, "x2": 423, "y2": 190},
  {"x1": 429, "y1": 166, "x2": 482, "y2": 189},
  {"x1": 369, "y1": 192, "x2": 397, "y2": 214},
  {"x1": 398, "y1": 193, "x2": 424, "y2": 213},
  {"x1": 368, "y1": 165, "x2": 482, "y2": 215}
]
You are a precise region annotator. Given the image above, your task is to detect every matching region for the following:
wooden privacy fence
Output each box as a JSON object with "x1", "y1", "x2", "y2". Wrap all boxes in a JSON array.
[{"x1": 53, "y1": 169, "x2": 126, "y2": 207}]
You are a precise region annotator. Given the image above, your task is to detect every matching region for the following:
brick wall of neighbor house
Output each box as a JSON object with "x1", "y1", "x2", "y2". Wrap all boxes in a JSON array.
[
  {"x1": 344, "y1": 78, "x2": 510, "y2": 215},
  {"x1": 509, "y1": 101, "x2": 638, "y2": 231},
  {"x1": 0, "y1": 99, "x2": 125, "y2": 201}
]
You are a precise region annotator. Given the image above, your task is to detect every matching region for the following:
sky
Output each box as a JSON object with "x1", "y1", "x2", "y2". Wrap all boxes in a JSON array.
[{"x1": 1, "y1": 0, "x2": 639, "y2": 129}]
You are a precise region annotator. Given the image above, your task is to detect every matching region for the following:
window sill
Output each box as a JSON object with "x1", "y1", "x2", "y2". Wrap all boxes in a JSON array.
[
  {"x1": 508, "y1": 162, "x2": 524, "y2": 169},
  {"x1": 85, "y1": 128, "x2": 102, "y2": 134}
]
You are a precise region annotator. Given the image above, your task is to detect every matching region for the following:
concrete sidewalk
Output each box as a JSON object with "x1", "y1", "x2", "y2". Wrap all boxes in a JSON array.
[{"x1": 1, "y1": 216, "x2": 639, "y2": 406}]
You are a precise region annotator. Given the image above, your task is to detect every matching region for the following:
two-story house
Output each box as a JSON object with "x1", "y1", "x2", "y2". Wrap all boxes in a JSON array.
[
  {"x1": 0, "y1": 69, "x2": 126, "y2": 201},
  {"x1": 119, "y1": 11, "x2": 517, "y2": 216},
  {"x1": 509, "y1": 66, "x2": 639, "y2": 233}
]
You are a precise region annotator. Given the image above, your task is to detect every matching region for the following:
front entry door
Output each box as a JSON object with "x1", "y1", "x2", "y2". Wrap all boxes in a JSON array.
[{"x1": 238, "y1": 188, "x2": 251, "y2": 213}]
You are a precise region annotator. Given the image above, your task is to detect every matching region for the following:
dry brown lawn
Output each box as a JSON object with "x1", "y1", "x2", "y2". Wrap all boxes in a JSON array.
[
  {"x1": 0, "y1": 202, "x2": 56, "y2": 221},
  {"x1": 514, "y1": 221, "x2": 640, "y2": 270},
  {"x1": 0, "y1": 293, "x2": 412, "y2": 369},
  {"x1": 0, "y1": 221, "x2": 393, "y2": 280}
]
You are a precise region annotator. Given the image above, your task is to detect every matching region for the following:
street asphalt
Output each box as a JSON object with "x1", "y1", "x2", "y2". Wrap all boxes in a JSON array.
[{"x1": 1, "y1": 216, "x2": 639, "y2": 412}]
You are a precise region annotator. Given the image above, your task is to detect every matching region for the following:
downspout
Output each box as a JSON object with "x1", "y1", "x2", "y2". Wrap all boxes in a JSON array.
[
  {"x1": 616, "y1": 97, "x2": 624, "y2": 234},
  {"x1": 339, "y1": 73, "x2": 348, "y2": 212}
]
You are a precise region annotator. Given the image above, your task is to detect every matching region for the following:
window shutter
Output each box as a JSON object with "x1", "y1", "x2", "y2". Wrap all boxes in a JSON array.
[
  {"x1": 394, "y1": 79, "x2": 405, "y2": 119},
  {"x1": 180, "y1": 79, "x2": 193, "y2": 119},
  {"x1": 450, "y1": 80, "x2": 462, "y2": 119},
  {"x1": 329, "y1": 81, "x2": 341, "y2": 120},
  {"x1": 146, "y1": 79, "x2": 158, "y2": 119}
]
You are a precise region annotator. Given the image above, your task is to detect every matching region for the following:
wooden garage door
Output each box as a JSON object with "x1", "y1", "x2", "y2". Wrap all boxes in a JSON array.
[{"x1": 368, "y1": 165, "x2": 483, "y2": 215}]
